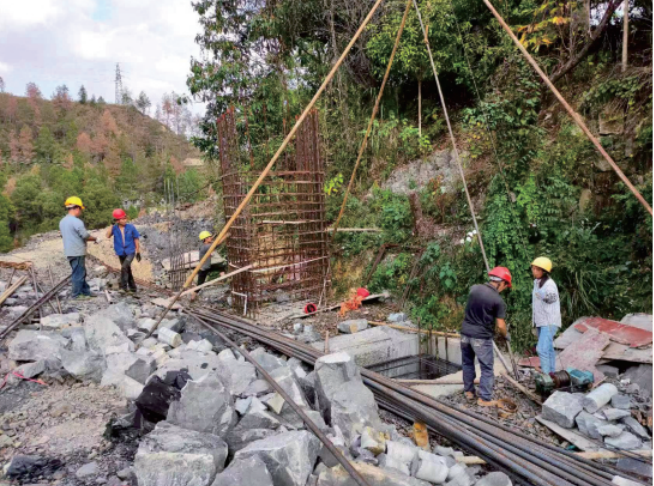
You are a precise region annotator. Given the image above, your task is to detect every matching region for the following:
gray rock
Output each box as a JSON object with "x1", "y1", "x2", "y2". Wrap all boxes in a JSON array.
[
  {"x1": 383, "y1": 441, "x2": 418, "y2": 476},
  {"x1": 15, "y1": 360, "x2": 46, "y2": 379},
  {"x1": 62, "y1": 327, "x2": 87, "y2": 352},
  {"x1": 596, "y1": 364, "x2": 620, "y2": 378},
  {"x1": 250, "y1": 347, "x2": 287, "y2": 373},
  {"x1": 84, "y1": 315, "x2": 134, "y2": 355},
  {"x1": 235, "y1": 397, "x2": 253, "y2": 415},
  {"x1": 235, "y1": 431, "x2": 321, "y2": 486},
  {"x1": 388, "y1": 313, "x2": 407, "y2": 323},
  {"x1": 605, "y1": 431, "x2": 642, "y2": 450},
  {"x1": 222, "y1": 359, "x2": 257, "y2": 396},
  {"x1": 476, "y1": 472, "x2": 512, "y2": 486},
  {"x1": 237, "y1": 409, "x2": 281, "y2": 430},
  {"x1": 159, "y1": 317, "x2": 184, "y2": 333},
  {"x1": 575, "y1": 411, "x2": 607, "y2": 440},
  {"x1": 243, "y1": 379, "x2": 273, "y2": 396},
  {"x1": 60, "y1": 349, "x2": 105, "y2": 382},
  {"x1": 76, "y1": 461, "x2": 99, "y2": 478},
  {"x1": 318, "y1": 462, "x2": 431, "y2": 486},
  {"x1": 612, "y1": 476, "x2": 646, "y2": 486},
  {"x1": 154, "y1": 350, "x2": 223, "y2": 381},
  {"x1": 622, "y1": 364, "x2": 653, "y2": 395},
  {"x1": 125, "y1": 356, "x2": 157, "y2": 384},
  {"x1": 41, "y1": 312, "x2": 81, "y2": 329},
  {"x1": 211, "y1": 455, "x2": 274, "y2": 486},
  {"x1": 8, "y1": 330, "x2": 69, "y2": 365},
  {"x1": 137, "y1": 318, "x2": 158, "y2": 333},
  {"x1": 167, "y1": 372, "x2": 237, "y2": 437},
  {"x1": 314, "y1": 352, "x2": 382, "y2": 440},
  {"x1": 621, "y1": 416, "x2": 650, "y2": 439},
  {"x1": 225, "y1": 428, "x2": 279, "y2": 455},
  {"x1": 116, "y1": 467, "x2": 132, "y2": 479},
  {"x1": 135, "y1": 422, "x2": 228, "y2": 486},
  {"x1": 338, "y1": 319, "x2": 368, "y2": 334},
  {"x1": 98, "y1": 302, "x2": 136, "y2": 331},
  {"x1": 410, "y1": 450, "x2": 449, "y2": 484},
  {"x1": 447, "y1": 463, "x2": 468, "y2": 481},
  {"x1": 542, "y1": 392, "x2": 584, "y2": 428},
  {"x1": 602, "y1": 408, "x2": 632, "y2": 421},
  {"x1": 583, "y1": 384, "x2": 618, "y2": 413},
  {"x1": 611, "y1": 394, "x2": 632, "y2": 410},
  {"x1": 319, "y1": 428, "x2": 351, "y2": 468},
  {"x1": 597, "y1": 424, "x2": 625, "y2": 438},
  {"x1": 293, "y1": 323, "x2": 304, "y2": 335}
]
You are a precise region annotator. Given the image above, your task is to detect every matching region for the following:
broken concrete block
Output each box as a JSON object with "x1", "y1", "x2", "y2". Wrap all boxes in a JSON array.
[
  {"x1": 125, "y1": 356, "x2": 157, "y2": 384},
  {"x1": 159, "y1": 317, "x2": 184, "y2": 333},
  {"x1": 338, "y1": 319, "x2": 368, "y2": 334},
  {"x1": 235, "y1": 430, "x2": 321, "y2": 486},
  {"x1": 222, "y1": 358, "x2": 257, "y2": 396},
  {"x1": 134, "y1": 421, "x2": 228, "y2": 486},
  {"x1": 597, "y1": 424, "x2": 625, "y2": 437},
  {"x1": 167, "y1": 372, "x2": 237, "y2": 437},
  {"x1": 154, "y1": 350, "x2": 222, "y2": 381},
  {"x1": 379, "y1": 453, "x2": 411, "y2": 476},
  {"x1": 602, "y1": 408, "x2": 632, "y2": 421},
  {"x1": 8, "y1": 330, "x2": 69, "y2": 365},
  {"x1": 60, "y1": 349, "x2": 105, "y2": 382},
  {"x1": 99, "y1": 302, "x2": 136, "y2": 331},
  {"x1": 583, "y1": 383, "x2": 618, "y2": 413},
  {"x1": 243, "y1": 379, "x2": 273, "y2": 396},
  {"x1": 388, "y1": 313, "x2": 407, "y2": 323},
  {"x1": 120, "y1": 375, "x2": 145, "y2": 400},
  {"x1": 476, "y1": 472, "x2": 513, "y2": 486},
  {"x1": 575, "y1": 411, "x2": 608, "y2": 440},
  {"x1": 250, "y1": 347, "x2": 287, "y2": 373},
  {"x1": 157, "y1": 327, "x2": 182, "y2": 348},
  {"x1": 447, "y1": 463, "x2": 468, "y2": 482},
  {"x1": 211, "y1": 455, "x2": 274, "y2": 486},
  {"x1": 383, "y1": 440, "x2": 418, "y2": 476},
  {"x1": 225, "y1": 428, "x2": 279, "y2": 455},
  {"x1": 84, "y1": 315, "x2": 134, "y2": 354},
  {"x1": 41, "y1": 312, "x2": 81, "y2": 329},
  {"x1": 15, "y1": 360, "x2": 46, "y2": 379},
  {"x1": 411, "y1": 450, "x2": 449, "y2": 484},
  {"x1": 238, "y1": 409, "x2": 281, "y2": 430},
  {"x1": 610, "y1": 394, "x2": 631, "y2": 410},
  {"x1": 542, "y1": 391, "x2": 584, "y2": 429},
  {"x1": 604, "y1": 431, "x2": 643, "y2": 450},
  {"x1": 621, "y1": 416, "x2": 650, "y2": 439},
  {"x1": 137, "y1": 318, "x2": 158, "y2": 334},
  {"x1": 318, "y1": 462, "x2": 430, "y2": 486}
]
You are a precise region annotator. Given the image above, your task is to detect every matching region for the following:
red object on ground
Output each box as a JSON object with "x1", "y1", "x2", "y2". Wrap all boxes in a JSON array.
[
  {"x1": 112, "y1": 208, "x2": 127, "y2": 219},
  {"x1": 574, "y1": 317, "x2": 652, "y2": 348},
  {"x1": 488, "y1": 266, "x2": 512, "y2": 288},
  {"x1": 304, "y1": 303, "x2": 317, "y2": 314},
  {"x1": 356, "y1": 288, "x2": 370, "y2": 298}
]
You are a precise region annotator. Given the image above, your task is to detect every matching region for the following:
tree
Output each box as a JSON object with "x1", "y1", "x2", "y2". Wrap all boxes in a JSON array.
[
  {"x1": 52, "y1": 84, "x2": 73, "y2": 111},
  {"x1": 81, "y1": 174, "x2": 121, "y2": 229},
  {"x1": 100, "y1": 109, "x2": 119, "y2": 136},
  {"x1": 25, "y1": 82, "x2": 42, "y2": 100},
  {"x1": 8, "y1": 130, "x2": 20, "y2": 163},
  {"x1": 78, "y1": 85, "x2": 88, "y2": 104},
  {"x1": 90, "y1": 95, "x2": 97, "y2": 105},
  {"x1": 11, "y1": 174, "x2": 43, "y2": 230},
  {"x1": 76, "y1": 132, "x2": 93, "y2": 155},
  {"x1": 98, "y1": 96, "x2": 106, "y2": 105},
  {"x1": 35, "y1": 126, "x2": 58, "y2": 163},
  {"x1": 121, "y1": 88, "x2": 133, "y2": 106},
  {"x1": 136, "y1": 91, "x2": 151, "y2": 115},
  {"x1": 0, "y1": 76, "x2": 5, "y2": 93},
  {"x1": 18, "y1": 126, "x2": 34, "y2": 163}
]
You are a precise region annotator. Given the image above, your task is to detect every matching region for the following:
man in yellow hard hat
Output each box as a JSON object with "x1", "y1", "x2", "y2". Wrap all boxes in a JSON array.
[
  {"x1": 191, "y1": 231, "x2": 214, "y2": 301},
  {"x1": 59, "y1": 197, "x2": 97, "y2": 300}
]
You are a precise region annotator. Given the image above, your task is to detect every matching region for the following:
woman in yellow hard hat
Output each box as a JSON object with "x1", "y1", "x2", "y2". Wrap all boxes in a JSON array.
[{"x1": 531, "y1": 257, "x2": 561, "y2": 374}]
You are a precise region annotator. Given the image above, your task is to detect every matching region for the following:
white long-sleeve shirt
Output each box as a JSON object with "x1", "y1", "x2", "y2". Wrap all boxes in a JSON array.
[{"x1": 532, "y1": 278, "x2": 561, "y2": 328}]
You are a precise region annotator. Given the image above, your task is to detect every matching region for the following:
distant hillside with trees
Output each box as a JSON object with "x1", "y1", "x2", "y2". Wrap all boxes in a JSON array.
[{"x1": 0, "y1": 81, "x2": 209, "y2": 251}]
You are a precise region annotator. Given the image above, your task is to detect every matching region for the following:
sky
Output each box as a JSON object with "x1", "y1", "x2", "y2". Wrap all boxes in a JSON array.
[{"x1": 0, "y1": 0, "x2": 206, "y2": 115}]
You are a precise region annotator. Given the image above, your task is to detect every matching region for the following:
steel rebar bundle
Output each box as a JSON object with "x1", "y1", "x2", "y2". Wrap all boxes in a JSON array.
[{"x1": 186, "y1": 306, "x2": 642, "y2": 486}]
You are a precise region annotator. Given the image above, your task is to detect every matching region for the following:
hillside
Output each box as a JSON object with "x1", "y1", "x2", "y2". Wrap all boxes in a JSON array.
[{"x1": 0, "y1": 91, "x2": 208, "y2": 249}]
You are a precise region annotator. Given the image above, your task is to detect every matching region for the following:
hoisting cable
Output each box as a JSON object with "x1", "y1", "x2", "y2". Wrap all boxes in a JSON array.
[
  {"x1": 331, "y1": 0, "x2": 413, "y2": 237},
  {"x1": 481, "y1": 0, "x2": 652, "y2": 216},
  {"x1": 411, "y1": 0, "x2": 490, "y2": 272},
  {"x1": 139, "y1": 0, "x2": 388, "y2": 343}
]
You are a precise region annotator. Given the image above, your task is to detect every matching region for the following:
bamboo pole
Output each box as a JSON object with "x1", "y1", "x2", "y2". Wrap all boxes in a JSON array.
[
  {"x1": 142, "y1": 0, "x2": 388, "y2": 341},
  {"x1": 622, "y1": 0, "x2": 629, "y2": 72},
  {"x1": 180, "y1": 264, "x2": 253, "y2": 297},
  {"x1": 367, "y1": 320, "x2": 460, "y2": 338},
  {"x1": 0, "y1": 276, "x2": 28, "y2": 307},
  {"x1": 332, "y1": 0, "x2": 413, "y2": 237},
  {"x1": 482, "y1": 0, "x2": 652, "y2": 216}
]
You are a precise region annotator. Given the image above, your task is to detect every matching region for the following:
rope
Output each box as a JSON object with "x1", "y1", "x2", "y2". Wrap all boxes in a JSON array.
[
  {"x1": 412, "y1": 0, "x2": 491, "y2": 272},
  {"x1": 331, "y1": 0, "x2": 413, "y2": 237}
]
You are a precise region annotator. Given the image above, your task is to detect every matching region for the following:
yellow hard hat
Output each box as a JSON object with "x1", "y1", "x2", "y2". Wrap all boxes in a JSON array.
[
  {"x1": 531, "y1": 257, "x2": 552, "y2": 273},
  {"x1": 64, "y1": 196, "x2": 85, "y2": 210},
  {"x1": 199, "y1": 231, "x2": 212, "y2": 241}
]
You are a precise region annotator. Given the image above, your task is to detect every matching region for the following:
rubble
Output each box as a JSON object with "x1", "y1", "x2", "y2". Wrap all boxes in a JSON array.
[
  {"x1": 134, "y1": 421, "x2": 228, "y2": 486},
  {"x1": 41, "y1": 312, "x2": 81, "y2": 328},
  {"x1": 83, "y1": 314, "x2": 134, "y2": 354},
  {"x1": 8, "y1": 329, "x2": 69, "y2": 366},
  {"x1": 583, "y1": 383, "x2": 618, "y2": 413},
  {"x1": 100, "y1": 302, "x2": 136, "y2": 331},
  {"x1": 604, "y1": 431, "x2": 643, "y2": 450},
  {"x1": 211, "y1": 455, "x2": 274, "y2": 486},
  {"x1": 575, "y1": 411, "x2": 607, "y2": 440},
  {"x1": 338, "y1": 319, "x2": 369, "y2": 334},
  {"x1": 318, "y1": 462, "x2": 431, "y2": 486},
  {"x1": 601, "y1": 408, "x2": 632, "y2": 421},
  {"x1": 476, "y1": 472, "x2": 513, "y2": 486},
  {"x1": 234, "y1": 430, "x2": 321, "y2": 486},
  {"x1": 542, "y1": 391, "x2": 584, "y2": 428},
  {"x1": 611, "y1": 394, "x2": 632, "y2": 410},
  {"x1": 621, "y1": 416, "x2": 650, "y2": 439},
  {"x1": 410, "y1": 449, "x2": 449, "y2": 484},
  {"x1": 60, "y1": 348, "x2": 105, "y2": 382}
]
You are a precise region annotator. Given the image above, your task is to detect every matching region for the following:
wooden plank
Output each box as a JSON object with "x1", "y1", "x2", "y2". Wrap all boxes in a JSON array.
[
  {"x1": 557, "y1": 327, "x2": 610, "y2": 383},
  {"x1": 0, "y1": 276, "x2": 28, "y2": 307},
  {"x1": 536, "y1": 415, "x2": 606, "y2": 452}
]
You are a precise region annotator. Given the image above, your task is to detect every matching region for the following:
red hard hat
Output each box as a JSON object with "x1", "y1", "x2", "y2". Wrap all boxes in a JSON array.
[
  {"x1": 356, "y1": 288, "x2": 370, "y2": 298},
  {"x1": 112, "y1": 208, "x2": 127, "y2": 219},
  {"x1": 304, "y1": 303, "x2": 317, "y2": 314},
  {"x1": 488, "y1": 266, "x2": 512, "y2": 288}
]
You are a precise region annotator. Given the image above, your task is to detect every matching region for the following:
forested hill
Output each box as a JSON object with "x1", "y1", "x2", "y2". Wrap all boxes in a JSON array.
[{"x1": 0, "y1": 89, "x2": 205, "y2": 251}]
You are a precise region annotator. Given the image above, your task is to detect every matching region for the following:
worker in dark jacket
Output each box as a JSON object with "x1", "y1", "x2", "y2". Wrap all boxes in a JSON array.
[{"x1": 460, "y1": 266, "x2": 511, "y2": 406}]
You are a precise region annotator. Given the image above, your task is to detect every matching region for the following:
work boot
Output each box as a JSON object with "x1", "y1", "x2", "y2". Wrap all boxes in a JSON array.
[
  {"x1": 464, "y1": 391, "x2": 476, "y2": 401},
  {"x1": 477, "y1": 398, "x2": 497, "y2": 407}
]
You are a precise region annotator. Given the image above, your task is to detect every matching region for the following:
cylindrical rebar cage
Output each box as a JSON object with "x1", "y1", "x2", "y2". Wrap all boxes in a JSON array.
[{"x1": 218, "y1": 108, "x2": 330, "y2": 316}]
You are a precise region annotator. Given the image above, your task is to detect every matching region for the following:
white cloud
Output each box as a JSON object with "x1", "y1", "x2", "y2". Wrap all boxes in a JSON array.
[{"x1": 0, "y1": 0, "x2": 206, "y2": 115}]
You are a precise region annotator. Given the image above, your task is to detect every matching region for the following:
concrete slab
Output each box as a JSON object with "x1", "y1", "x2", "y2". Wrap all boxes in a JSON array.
[
  {"x1": 311, "y1": 327, "x2": 419, "y2": 368},
  {"x1": 436, "y1": 337, "x2": 462, "y2": 365}
]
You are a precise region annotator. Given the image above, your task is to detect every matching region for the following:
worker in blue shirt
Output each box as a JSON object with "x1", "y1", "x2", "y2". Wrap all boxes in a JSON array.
[{"x1": 105, "y1": 208, "x2": 141, "y2": 293}]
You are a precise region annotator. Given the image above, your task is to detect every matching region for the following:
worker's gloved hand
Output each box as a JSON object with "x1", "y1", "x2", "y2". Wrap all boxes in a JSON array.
[{"x1": 136, "y1": 253, "x2": 142, "y2": 262}]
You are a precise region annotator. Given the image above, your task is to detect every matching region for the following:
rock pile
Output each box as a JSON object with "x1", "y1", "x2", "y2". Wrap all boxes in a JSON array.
[{"x1": 542, "y1": 383, "x2": 651, "y2": 451}]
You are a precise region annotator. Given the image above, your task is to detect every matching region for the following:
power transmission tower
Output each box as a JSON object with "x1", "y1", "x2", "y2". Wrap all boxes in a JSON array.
[{"x1": 115, "y1": 63, "x2": 123, "y2": 104}]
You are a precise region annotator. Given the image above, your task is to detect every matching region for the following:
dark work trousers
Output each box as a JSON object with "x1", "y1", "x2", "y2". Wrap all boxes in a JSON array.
[
  {"x1": 461, "y1": 335, "x2": 495, "y2": 401},
  {"x1": 197, "y1": 269, "x2": 210, "y2": 287},
  {"x1": 68, "y1": 256, "x2": 91, "y2": 298},
  {"x1": 119, "y1": 253, "x2": 137, "y2": 291}
]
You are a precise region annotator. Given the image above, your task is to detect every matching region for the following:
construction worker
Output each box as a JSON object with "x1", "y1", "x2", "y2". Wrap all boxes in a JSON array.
[
  {"x1": 531, "y1": 257, "x2": 560, "y2": 374},
  {"x1": 59, "y1": 197, "x2": 97, "y2": 300},
  {"x1": 105, "y1": 209, "x2": 141, "y2": 293},
  {"x1": 197, "y1": 231, "x2": 214, "y2": 286},
  {"x1": 460, "y1": 266, "x2": 511, "y2": 406}
]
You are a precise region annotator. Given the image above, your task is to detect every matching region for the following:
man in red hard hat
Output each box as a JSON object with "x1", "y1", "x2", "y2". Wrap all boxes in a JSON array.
[
  {"x1": 460, "y1": 266, "x2": 511, "y2": 407},
  {"x1": 105, "y1": 209, "x2": 141, "y2": 293}
]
